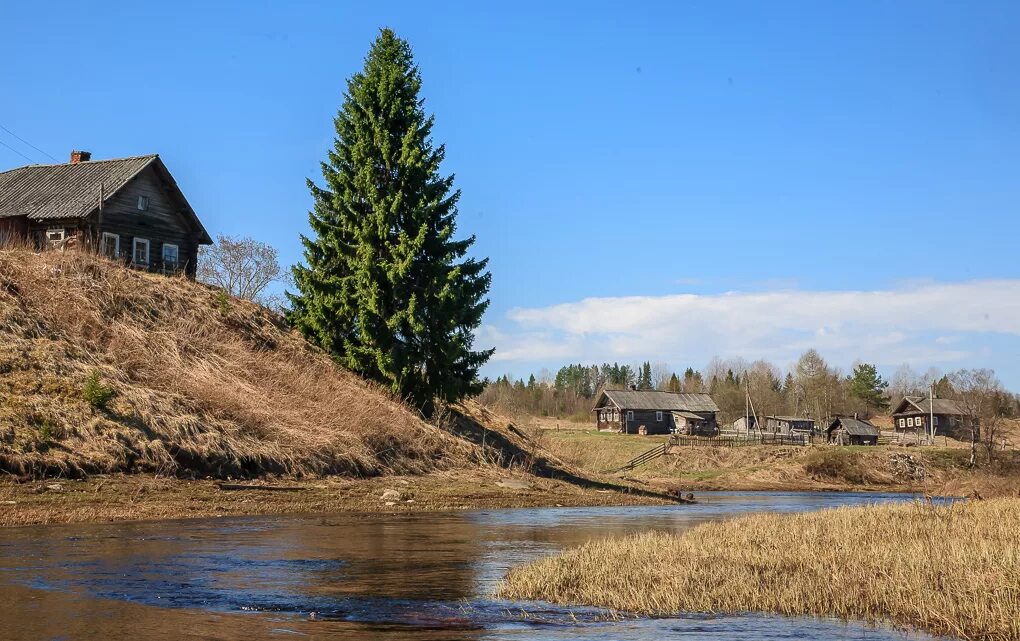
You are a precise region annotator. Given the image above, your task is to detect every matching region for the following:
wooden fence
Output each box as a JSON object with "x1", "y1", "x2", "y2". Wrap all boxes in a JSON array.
[{"x1": 669, "y1": 433, "x2": 812, "y2": 448}]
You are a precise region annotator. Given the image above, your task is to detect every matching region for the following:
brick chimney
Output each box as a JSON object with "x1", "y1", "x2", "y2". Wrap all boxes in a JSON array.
[{"x1": 70, "y1": 150, "x2": 92, "y2": 164}]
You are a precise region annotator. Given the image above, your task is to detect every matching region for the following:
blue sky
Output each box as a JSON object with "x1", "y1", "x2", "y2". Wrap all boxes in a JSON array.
[{"x1": 4, "y1": 1, "x2": 1019, "y2": 388}]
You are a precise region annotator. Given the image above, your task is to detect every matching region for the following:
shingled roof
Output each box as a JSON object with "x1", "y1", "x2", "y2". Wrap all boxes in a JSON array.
[
  {"x1": 0, "y1": 155, "x2": 157, "y2": 220},
  {"x1": 0, "y1": 154, "x2": 211, "y2": 243},
  {"x1": 893, "y1": 396, "x2": 965, "y2": 416},
  {"x1": 596, "y1": 389, "x2": 719, "y2": 413},
  {"x1": 828, "y1": 416, "x2": 880, "y2": 437}
]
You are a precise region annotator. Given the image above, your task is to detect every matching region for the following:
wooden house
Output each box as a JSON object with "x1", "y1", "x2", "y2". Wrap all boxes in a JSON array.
[
  {"x1": 826, "y1": 416, "x2": 880, "y2": 446},
  {"x1": 765, "y1": 415, "x2": 816, "y2": 435},
  {"x1": 592, "y1": 389, "x2": 719, "y2": 435},
  {"x1": 891, "y1": 396, "x2": 974, "y2": 440},
  {"x1": 0, "y1": 151, "x2": 212, "y2": 277}
]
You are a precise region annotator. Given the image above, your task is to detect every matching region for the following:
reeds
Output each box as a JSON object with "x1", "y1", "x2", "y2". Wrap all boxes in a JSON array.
[
  {"x1": 0, "y1": 247, "x2": 477, "y2": 478},
  {"x1": 496, "y1": 498, "x2": 1020, "y2": 641}
]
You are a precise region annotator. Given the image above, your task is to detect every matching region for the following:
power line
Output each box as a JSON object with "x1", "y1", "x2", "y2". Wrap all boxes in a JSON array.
[
  {"x1": 0, "y1": 123, "x2": 59, "y2": 162},
  {"x1": 0, "y1": 138, "x2": 36, "y2": 163}
]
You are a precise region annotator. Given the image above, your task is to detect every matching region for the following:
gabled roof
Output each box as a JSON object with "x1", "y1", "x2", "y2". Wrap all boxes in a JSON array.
[
  {"x1": 828, "y1": 416, "x2": 880, "y2": 437},
  {"x1": 767, "y1": 415, "x2": 814, "y2": 422},
  {"x1": 892, "y1": 396, "x2": 965, "y2": 416},
  {"x1": 0, "y1": 155, "x2": 211, "y2": 243},
  {"x1": 596, "y1": 389, "x2": 719, "y2": 413}
]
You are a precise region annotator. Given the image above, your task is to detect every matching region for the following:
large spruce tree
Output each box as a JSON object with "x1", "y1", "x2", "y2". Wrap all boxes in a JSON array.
[{"x1": 288, "y1": 29, "x2": 492, "y2": 417}]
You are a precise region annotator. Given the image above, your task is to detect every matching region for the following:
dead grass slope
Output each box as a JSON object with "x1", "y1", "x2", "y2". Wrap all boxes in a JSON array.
[{"x1": 0, "y1": 249, "x2": 477, "y2": 479}]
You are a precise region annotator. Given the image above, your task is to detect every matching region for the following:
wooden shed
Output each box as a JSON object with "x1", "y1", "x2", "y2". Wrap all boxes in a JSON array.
[
  {"x1": 765, "y1": 415, "x2": 816, "y2": 435},
  {"x1": 592, "y1": 389, "x2": 719, "y2": 436},
  {"x1": 826, "y1": 416, "x2": 880, "y2": 446}
]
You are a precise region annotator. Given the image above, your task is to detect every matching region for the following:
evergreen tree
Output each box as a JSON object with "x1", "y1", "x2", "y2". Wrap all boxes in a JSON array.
[
  {"x1": 847, "y1": 363, "x2": 890, "y2": 411},
  {"x1": 639, "y1": 361, "x2": 653, "y2": 390},
  {"x1": 667, "y1": 372, "x2": 681, "y2": 393},
  {"x1": 288, "y1": 29, "x2": 492, "y2": 417}
]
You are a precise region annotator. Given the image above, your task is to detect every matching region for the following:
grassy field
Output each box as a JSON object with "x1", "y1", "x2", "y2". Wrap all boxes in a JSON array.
[
  {"x1": 535, "y1": 427, "x2": 1020, "y2": 497},
  {"x1": 496, "y1": 497, "x2": 1020, "y2": 641}
]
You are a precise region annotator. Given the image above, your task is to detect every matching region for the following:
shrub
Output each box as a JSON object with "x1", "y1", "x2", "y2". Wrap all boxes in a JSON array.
[{"x1": 82, "y1": 371, "x2": 114, "y2": 410}]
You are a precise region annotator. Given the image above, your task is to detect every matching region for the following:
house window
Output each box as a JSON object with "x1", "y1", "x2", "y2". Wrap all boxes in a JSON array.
[
  {"x1": 907, "y1": 417, "x2": 914, "y2": 427},
  {"x1": 162, "y1": 243, "x2": 179, "y2": 268},
  {"x1": 612, "y1": 408, "x2": 618, "y2": 421},
  {"x1": 132, "y1": 238, "x2": 150, "y2": 265},
  {"x1": 626, "y1": 410, "x2": 634, "y2": 421},
  {"x1": 46, "y1": 228, "x2": 66, "y2": 246},
  {"x1": 898, "y1": 418, "x2": 905, "y2": 428},
  {"x1": 101, "y1": 233, "x2": 119, "y2": 259},
  {"x1": 137, "y1": 196, "x2": 149, "y2": 211},
  {"x1": 656, "y1": 411, "x2": 663, "y2": 422},
  {"x1": 933, "y1": 416, "x2": 939, "y2": 426}
]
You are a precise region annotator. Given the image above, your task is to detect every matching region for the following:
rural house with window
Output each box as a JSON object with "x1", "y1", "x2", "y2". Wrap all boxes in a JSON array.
[
  {"x1": 891, "y1": 396, "x2": 974, "y2": 439},
  {"x1": 0, "y1": 151, "x2": 212, "y2": 277},
  {"x1": 593, "y1": 389, "x2": 720, "y2": 435}
]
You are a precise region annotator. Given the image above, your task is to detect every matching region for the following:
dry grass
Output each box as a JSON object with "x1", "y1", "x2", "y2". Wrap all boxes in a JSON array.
[
  {"x1": 497, "y1": 498, "x2": 1020, "y2": 641},
  {"x1": 0, "y1": 248, "x2": 478, "y2": 479}
]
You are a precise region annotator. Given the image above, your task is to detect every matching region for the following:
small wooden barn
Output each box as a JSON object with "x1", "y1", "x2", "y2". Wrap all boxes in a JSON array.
[
  {"x1": 592, "y1": 389, "x2": 719, "y2": 436},
  {"x1": 765, "y1": 415, "x2": 816, "y2": 435},
  {"x1": 826, "y1": 416, "x2": 880, "y2": 446}
]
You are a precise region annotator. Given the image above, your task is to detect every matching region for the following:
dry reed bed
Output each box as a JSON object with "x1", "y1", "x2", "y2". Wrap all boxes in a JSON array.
[
  {"x1": 496, "y1": 498, "x2": 1020, "y2": 641},
  {"x1": 0, "y1": 248, "x2": 478, "y2": 478}
]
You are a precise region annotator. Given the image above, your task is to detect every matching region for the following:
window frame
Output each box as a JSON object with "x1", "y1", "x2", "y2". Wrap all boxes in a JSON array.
[
  {"x1": 626, "y1": 410, "x2": 634, "y2": 421},
  {"x1": 46, "y1": 227, "x2": 66, "y2": 245},
  {"x1": 933, "y1": 416, "x2": 939, "y2": 426},
  {"x1": 898, "y1": 418, "x2": 905, "y2": 428},
  {"x1": 907, "y1": 417, "x2": 915, "y2": 428},
  {"x1": 656, "y1": 411, "x2": 663, "y2": 422},
  {"x1": 132, "y1": 237, "x2": 150, "y2": 265},
  {"x1": 137, "y1": 195, "x2": 149, "y2": 211},
  {"x1": 101, "y1": 232, "x2": 119, "y2": 259},
  {"x1": 162, "y1": 242, "x2": 179, "y2": 267}
]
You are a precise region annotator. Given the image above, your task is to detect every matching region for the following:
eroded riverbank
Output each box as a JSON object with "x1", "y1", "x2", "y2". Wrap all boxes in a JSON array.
[{"x1": 0, "y1": 469, "x2": 672, "y2": 527}]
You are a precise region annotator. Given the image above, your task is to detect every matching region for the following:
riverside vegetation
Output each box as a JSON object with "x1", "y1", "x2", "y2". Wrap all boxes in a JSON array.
[{"x1": 496, "y1": 498, "x2": 1020, "y2": 641}]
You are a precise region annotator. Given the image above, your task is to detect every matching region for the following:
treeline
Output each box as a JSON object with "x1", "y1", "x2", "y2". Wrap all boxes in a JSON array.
[{"x1": 477, "y1": 350, "x2": 1020, "y2": 426}]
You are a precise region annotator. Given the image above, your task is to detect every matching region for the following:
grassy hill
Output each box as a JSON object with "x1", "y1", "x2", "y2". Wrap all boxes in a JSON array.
[{"x1": 0, "y1": 248, "x2": 478, "y2": 479}]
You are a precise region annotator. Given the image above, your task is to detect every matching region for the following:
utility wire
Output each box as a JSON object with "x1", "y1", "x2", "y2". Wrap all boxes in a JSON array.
[
  {"x1": 0, "y1": 138, "x2": 36, "y2": 163},
  {"x1": 0, "y1": 123, "x2": 59, "y2": 162}
]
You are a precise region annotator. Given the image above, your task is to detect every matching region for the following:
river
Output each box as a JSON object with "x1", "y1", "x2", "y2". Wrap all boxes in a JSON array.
[{"x1": 0, "y1": 491, "x2": 939, "y2": 640}]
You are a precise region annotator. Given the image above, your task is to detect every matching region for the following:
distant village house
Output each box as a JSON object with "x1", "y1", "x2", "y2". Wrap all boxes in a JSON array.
[
  {"x1": 593, "y1": 389, "x2": 720, "y2": 435},
  {"x1": 0, "y1": 151, "x2": 212, "y2": 277},
  {"x1": 891, "y1": 396, "x2": 974, "y2": 439}
]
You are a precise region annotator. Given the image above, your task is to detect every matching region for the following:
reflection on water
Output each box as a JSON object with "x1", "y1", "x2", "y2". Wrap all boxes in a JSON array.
[{"x1": 0, "y1": 492, "x2": 938, "y2": 640}]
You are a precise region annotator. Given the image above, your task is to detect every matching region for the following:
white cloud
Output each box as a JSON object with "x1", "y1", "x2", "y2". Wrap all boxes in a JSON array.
[{"x1": 481, "y1": 280, "x2": 1020, "y2": 373}]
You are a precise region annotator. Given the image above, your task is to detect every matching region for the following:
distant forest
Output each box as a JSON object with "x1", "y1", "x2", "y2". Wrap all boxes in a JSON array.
[{"x1": 477, "y1": 350, "x2": 1020, "y2": 426}]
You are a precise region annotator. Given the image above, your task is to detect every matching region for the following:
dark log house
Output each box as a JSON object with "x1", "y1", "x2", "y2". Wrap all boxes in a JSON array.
[{"x1": 0, "y1": 151, "x2": 212, "y2": 277}]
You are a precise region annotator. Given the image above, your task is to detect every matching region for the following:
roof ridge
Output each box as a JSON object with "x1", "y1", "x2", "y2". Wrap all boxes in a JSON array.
[{"x1": 0, "y1": 154, "x2": 159, "y2": 175}]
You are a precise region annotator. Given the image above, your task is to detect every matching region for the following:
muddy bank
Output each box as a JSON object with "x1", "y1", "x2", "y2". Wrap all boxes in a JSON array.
[{"x1": 0, "y1": 469, "x2": 671, "y2": 527}]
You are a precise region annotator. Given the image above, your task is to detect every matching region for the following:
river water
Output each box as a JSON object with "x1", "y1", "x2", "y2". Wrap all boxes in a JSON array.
[{"x1": 0, "y1": 491, "x2": 939, "y2": 641}]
